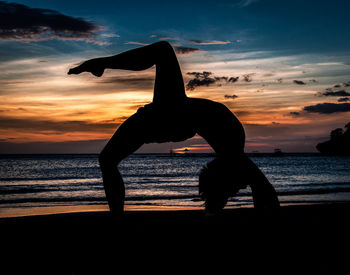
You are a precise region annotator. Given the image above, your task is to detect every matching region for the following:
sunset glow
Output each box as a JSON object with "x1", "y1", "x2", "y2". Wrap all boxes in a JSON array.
[{"x1": 1, "y1": 0, "x2": 350, "y2": 153}]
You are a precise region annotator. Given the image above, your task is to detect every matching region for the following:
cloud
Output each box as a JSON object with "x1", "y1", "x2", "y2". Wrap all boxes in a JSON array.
[
  {"x1": 290, "y1": 112, "x2": 300, "y2": 116},
  {"x1": 338, "y1": 97, "x2": 350, "y2": 102},
  {"x1": 224, "y1": 94, "x2": 238, "y2": 99},
  {"x1": 187, "y1": 72, "x2": 211, "y2": 78},
  {"x1": 0, "y1": 139, "x2": 107, "y2": 154},
  {"x1": 185, "y1": 71, "x2": 240, "y2": 90},
  {"x1": 0, "y1": 116, "x2": 119, "y2": 132},
  {"x1": 221, "y1": 0, "x2": 260, "y2": 8},
  {"x1": 0, "y1": 1, "x2": 103, "y2": 44},
  {"x1": 173, "y1": 46, "x2": 202, "y2": 55},
  {"x1": 319, "y1": 90, "x2": 350, "y2": 97},
  {"x1": 186, "y1": 71, "x2": 216, "y2": 90},
  {"x1": 215, "y1": 76, "x2": 228, "y2": 81},
  {"x1": 188, "y1": 39, "x2": 232, "y2": 45},
  {"x1": 303, "y1": 103, "x2": 350, "y2": 114},
  {"x1": 125, "y1": 41, "x2": 149, "y2": 46},
  {"x1": 237, "y1": 0, "x2": 260, "y2": 7},
  {"x1": 244, "y1": 123, "x2": 292, "y2": 137},
  {"x1": 228, "y1": 76, "x2": 239, "y2": 83},
  {"x1": 101, "y1": 33, "x2": 120, "y2": 38},
  {"x1": 293, "y1": 80, "x2": 306, "y2": 85},
  {"x1": 242, "y1": 73, "x2": 255, "y2": 82},
  {"x1": 97, "y1": 75, "x2": 154, "y2": 88}
]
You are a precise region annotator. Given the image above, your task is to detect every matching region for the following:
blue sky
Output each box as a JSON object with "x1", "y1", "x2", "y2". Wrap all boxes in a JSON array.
[
  {"x1": 7, "y1": 0, "x2": 350, "y2": 54},
  {"x1": 1, "y1": 0, "x2": 350, "y2": 153}
]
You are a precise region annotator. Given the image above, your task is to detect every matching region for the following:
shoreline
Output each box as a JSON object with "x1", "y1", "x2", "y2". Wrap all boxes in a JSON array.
[
  {"x1": 0, "y1": 200, "x2": 342, "y2": 219},
  {"x1": 1, "y1": 200, "x2": 349, "y2": 222},
  {"x1": 0, "y1": 152, "x2": 328, "y2": 157}
]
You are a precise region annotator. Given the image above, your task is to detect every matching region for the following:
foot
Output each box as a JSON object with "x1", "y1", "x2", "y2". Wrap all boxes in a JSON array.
[
  {"x1": 68, "y1": 59, "x2": 104, "y2": 77},
  {"x1": 68, "y1": 66, "x2": 84, "y2": 75}
]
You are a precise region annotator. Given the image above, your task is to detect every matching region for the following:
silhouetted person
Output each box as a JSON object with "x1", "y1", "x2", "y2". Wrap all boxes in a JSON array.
[{"x1": 68, "y1": 41, "x2": 280, "y2": 216}]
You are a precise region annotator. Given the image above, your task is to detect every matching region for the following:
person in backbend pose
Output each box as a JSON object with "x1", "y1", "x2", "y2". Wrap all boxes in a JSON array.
[{"x1": 68, "y1": 41, "x2": 280, "y2": 216}]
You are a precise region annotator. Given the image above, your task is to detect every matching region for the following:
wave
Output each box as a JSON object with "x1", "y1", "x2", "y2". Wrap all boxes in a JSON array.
[
  {"x1": 0, "y1": 194, "x2": 199, "y2": 204},
  {"x1": 0, "y1": 197, "x2": 107, "y2": 204},
  {"x1": 0, "y1": 172, "x2": 197, "y2": 182},
  {"x1": 278, "y1": 181, "x2": 350, "y2": 188},
  {"x1": 0, "y1": 185, "x2": 104, "y2": 195},
  {"x1": 3, "y1": 185, "x2": 350, "y2": 205},
  {"x1": 0, "y1": 181, "x2": 198, "y2": 195},
  {"x1": 2, "y1": 181, "x2": 350, "y2": 196},
  {"x1": 277, "y1": 186, "x2": 350, "y2": 196},
  {"x1": 0, "y1": 176, "x2": 99, "y2": 182}
]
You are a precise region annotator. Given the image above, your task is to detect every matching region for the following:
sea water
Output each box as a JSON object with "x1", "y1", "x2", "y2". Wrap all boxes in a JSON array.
[{"x1": 1, "y1": 154, "x2": 350, "y2": 216}]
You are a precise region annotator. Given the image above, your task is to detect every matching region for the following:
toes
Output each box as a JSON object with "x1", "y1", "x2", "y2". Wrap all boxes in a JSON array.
[{"x1": 68, "y1": 67, "x2": 80, "y2": 75}]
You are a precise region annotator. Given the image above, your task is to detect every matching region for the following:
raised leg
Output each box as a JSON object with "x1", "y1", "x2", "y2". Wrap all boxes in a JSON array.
[
  {"x1": 104, "y1": 41, "x2": 186, "y2": 103},
  {"x1": 69, "y1": 41, "x2": 186, "y2": 103}
]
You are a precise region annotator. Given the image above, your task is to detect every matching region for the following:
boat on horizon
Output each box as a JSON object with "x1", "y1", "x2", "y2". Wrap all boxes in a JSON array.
[{"x1": 273, "y1": 148, "x2": 284, "y2": 156}]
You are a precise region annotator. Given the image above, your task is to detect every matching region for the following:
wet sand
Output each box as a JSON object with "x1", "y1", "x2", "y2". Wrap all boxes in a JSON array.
[{"x1": 1, "y1": 203, "x2": 349, "y2": 274}]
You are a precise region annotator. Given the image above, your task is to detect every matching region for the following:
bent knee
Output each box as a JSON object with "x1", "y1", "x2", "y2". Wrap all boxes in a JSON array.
[
  {"x1": 152, "y1": 41, "x2": 176, "y2": 58},
  {"x1": 155, "y1": 40, "x2": 173, "y2": 51}
]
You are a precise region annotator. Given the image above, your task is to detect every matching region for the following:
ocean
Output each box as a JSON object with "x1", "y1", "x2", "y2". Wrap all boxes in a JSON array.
[{"x1": 1, "y1": 153, "x2": 350, "y2": 217}]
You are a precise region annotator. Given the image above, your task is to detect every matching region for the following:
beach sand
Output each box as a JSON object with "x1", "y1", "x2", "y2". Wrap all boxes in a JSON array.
[{"x1": 1, "y1": 203, "x2": 349, "y2": 274}]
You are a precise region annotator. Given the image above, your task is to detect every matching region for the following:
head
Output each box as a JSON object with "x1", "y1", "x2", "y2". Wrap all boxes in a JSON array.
[{"x1": 199, "y1": 157, "x2": 245, "y2": 214}]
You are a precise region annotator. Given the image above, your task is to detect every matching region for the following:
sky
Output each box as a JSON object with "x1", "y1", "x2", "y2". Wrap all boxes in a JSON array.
[{"x1": 1, "y1": 0, "x2": 350, "y2": 154}]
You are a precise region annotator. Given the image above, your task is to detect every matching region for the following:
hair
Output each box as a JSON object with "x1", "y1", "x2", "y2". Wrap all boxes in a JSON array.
[{"x1": 199, "y1": 157, "x2": 247, "y2": 213}]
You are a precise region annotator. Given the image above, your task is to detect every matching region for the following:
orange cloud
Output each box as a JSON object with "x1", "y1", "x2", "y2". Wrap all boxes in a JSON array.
[{"x1": 189, "y1": 40, "x2": 232, "y2": 45}]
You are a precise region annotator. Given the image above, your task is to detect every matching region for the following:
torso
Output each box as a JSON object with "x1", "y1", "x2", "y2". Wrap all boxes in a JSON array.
[{"x1": 137, "y1": 97, "x2": 245, "y2": 155}]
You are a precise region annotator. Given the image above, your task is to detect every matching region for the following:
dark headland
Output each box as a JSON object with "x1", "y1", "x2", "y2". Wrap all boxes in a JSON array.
[{"x1": 317, "y1": 122, "x2": 350, "y2": 155}]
